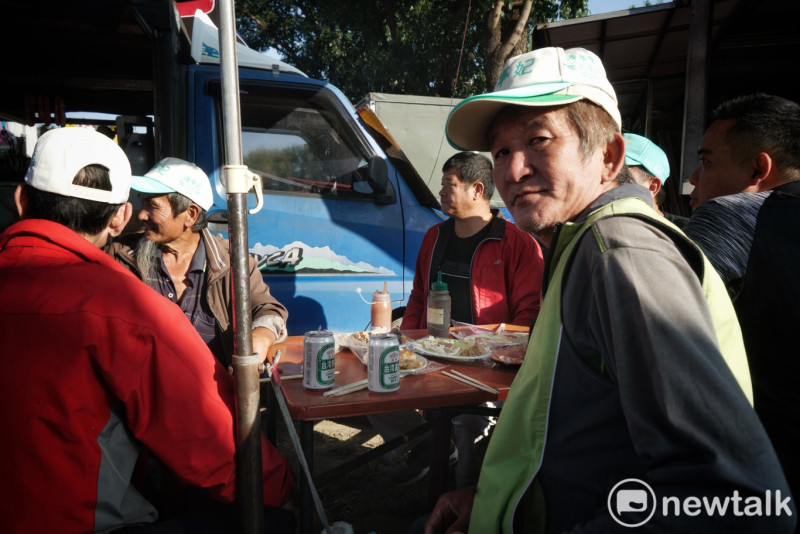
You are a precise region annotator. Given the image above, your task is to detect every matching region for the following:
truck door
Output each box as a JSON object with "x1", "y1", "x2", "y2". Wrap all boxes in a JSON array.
[{"x1": 191, "y1": 68, "x2": 418, "y2": 334}]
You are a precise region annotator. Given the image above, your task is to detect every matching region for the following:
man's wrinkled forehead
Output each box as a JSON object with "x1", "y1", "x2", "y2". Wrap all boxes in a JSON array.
[{"x1": 487, "y1": 105, "x2": 570, "y2": 151}]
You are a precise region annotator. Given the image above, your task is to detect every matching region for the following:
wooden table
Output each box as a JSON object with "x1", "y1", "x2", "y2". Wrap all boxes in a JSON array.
[{"x1": 265, "y1": 325, "x2": 526, "y2": 533}]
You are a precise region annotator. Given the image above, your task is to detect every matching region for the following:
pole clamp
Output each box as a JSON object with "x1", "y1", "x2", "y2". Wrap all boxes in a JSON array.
[{"x1": 223, "y1": 164, "x2": 264, "y2": 214}]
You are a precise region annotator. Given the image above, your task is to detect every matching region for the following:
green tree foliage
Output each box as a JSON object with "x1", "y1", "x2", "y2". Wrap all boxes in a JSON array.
[{"x1": 236, "y1": 0, "x2": 588, "y2": 103}]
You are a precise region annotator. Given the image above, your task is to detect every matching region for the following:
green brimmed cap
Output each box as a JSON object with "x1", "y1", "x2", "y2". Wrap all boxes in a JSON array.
[
  {"x1": 446, "y1": 47, "x2": 621, "y2": 152},
  {"x1": 623, "y1": 133, "x2": 670, "y2": 183}
]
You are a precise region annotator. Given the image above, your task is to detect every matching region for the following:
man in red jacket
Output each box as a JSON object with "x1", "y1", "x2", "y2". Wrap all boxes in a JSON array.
[
  {"x1": 373, "y1": 151, "x2": 544, "y2": 488},
  {"x1": 400, "y1": 151, "x2": 543, "y2": 330},
  {"x1": 0, "y1": 127, "x2": 294, "y2": 533}
]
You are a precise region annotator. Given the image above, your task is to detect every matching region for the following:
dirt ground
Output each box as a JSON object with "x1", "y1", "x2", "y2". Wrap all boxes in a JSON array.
[{"x1": 273, "y1": 414, "x2": 437, "y2": 534}]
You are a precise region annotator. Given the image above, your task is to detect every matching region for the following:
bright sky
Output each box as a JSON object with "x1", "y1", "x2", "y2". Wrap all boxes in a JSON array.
[{"x1": 588, "y1": 0, "x2": 651, "y2": 15}]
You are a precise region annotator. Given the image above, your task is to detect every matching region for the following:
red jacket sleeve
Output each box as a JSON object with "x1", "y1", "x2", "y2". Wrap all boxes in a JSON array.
[
  {"x1": 103, "y1": 282, "x2": 294, "y2": 508},
  {"x1": 400, "y1": 225, "x2": 439, "y2": 330},
  {"x1": 503, "y1": 222, "x2": 543, "y2": 326}
]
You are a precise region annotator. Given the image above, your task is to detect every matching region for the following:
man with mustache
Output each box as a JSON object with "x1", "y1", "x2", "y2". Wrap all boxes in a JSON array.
[
  {"x1": 107, "y1": 157, "x2": 288, "y2": 369},
  {"x1": 423, "y1": 47, "x2": 794, "y2": 533}
]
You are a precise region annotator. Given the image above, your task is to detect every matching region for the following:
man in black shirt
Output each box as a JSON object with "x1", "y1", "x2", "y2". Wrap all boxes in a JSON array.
[{"x1": 684, "y1": 93, "x2": 800, "y2": 507}]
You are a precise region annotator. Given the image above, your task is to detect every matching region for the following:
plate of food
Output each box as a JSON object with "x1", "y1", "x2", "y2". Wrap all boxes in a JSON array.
[
  {"x1": 463, "y1": 332, "x2": 529, "y2": 365},
  {"x1": 345, "y1": 327, "x2": 395, "y2": 365},
  {"x1": 399, "y1": 347, "x2": 428, "y2": 374},
  {"x1": 408, "y1": 336, "x2": 491, "y2": 361},
  {"x1": 463, "y1": 331, "x2": 528, "y2": 347},
  {"x1": 488, "y1": 344, "x2": 527, "y2": 365}
]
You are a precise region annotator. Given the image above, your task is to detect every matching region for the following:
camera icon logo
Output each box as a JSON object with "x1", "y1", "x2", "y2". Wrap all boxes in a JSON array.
[{"x1": 608, "y1": 478, "x2": 656, "y2": 527}]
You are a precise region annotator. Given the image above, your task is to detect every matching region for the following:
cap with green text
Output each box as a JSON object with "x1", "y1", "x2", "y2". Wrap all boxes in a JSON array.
[
  {"x1": 446, "y1": 47, "x2": 620, "y2": 152},
  {"x1": 131, "y1": 157, "x2": 213, "y2": 210}
]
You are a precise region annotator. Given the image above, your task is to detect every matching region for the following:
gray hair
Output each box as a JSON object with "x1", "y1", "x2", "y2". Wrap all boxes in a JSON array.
[
  {"x1": 166, "y1": 192, "x2": 208, "y2": 232},
  {"x1": 134, "y1": 237, "x2": 163, "y2": 281}
]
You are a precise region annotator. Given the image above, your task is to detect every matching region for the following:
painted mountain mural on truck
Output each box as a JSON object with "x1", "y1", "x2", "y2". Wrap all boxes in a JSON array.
[{"x1": 251, "y1": 241, "x2": 396, "y2": 275}]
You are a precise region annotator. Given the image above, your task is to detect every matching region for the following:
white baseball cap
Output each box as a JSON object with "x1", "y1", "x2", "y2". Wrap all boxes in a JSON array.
[
  {"x1": 446, "y1": 47, "x2": 621, "y2": 152},
  {"x1": 131, "y1": 157, "x2": 213, "y2": 211},
  {"x1": 24, "y1": 127, "x2": 132, "y2": 204}
]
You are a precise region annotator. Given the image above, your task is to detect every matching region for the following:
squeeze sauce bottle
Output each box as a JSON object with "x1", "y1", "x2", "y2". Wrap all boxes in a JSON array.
[
  {"x1": 427, "y1": 271, "x2": 451, "y2": 338},
  {"x1": 371, "y1": 282, "x2": 392, "y2": 331}
]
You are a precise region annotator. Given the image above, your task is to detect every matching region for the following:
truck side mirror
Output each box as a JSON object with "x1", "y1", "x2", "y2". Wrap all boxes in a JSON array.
[{"x1": 368, "y1": 156, "x2": 395, "y2": 205}]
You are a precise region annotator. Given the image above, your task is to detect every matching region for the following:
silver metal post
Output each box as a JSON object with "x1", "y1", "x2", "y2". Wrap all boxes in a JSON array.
[{"x1": 217, "y1": 0, "x2": 264, "y2": 531}]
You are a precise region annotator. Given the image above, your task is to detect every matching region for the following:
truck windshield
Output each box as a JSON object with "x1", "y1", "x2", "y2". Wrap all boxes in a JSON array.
[{"x1": 238, "y1": 84, "x2": 376, "y2": 200}]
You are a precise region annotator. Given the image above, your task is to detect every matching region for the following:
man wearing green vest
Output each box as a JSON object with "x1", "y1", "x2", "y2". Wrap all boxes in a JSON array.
[{"x1": 423, "y1": 47, "x2": 795, "y2": 533}]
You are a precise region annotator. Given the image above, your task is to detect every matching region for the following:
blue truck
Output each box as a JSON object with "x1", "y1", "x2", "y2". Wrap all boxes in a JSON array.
[{"x1": 0, "y1": 1, "x2": 444, "y2": 335}]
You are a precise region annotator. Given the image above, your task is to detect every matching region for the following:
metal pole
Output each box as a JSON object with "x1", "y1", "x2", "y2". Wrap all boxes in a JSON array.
[
  {"x1": 680, "y1": 0, "x2": 710, "y2": 195},
  {"x1": 217, "y1": 0, "x2": 264, "y2": 532}
]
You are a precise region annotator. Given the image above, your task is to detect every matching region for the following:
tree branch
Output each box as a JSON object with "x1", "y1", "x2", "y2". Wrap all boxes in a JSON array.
[
  {"x1": 242, "y1": 10, "x2": 268, "y2": 31},
  {"x1": 498, "y1": 0, "x2": 532, "y2": 59},
  {"x1": 378, "y1": 0, "x2": 399, "y2": 41}
]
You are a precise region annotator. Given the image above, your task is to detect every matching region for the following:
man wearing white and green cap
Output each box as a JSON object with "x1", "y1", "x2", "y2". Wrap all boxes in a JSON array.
[
  {"x1": 424, "y1": 47, "x2": 794, "y2": 533},
  {"x1": 107, "y1": 157, "x2": 288, "y2": 369}
]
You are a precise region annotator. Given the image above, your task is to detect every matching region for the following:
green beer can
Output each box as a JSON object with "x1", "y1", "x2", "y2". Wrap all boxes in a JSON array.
[
  {"x1": 303, "y1": 330, "x2": 336, "y2": 390},
  {"x1": 368, "y1": 333, "x2": 400, "y2": 393}
]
